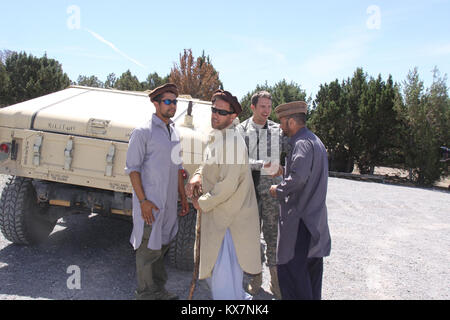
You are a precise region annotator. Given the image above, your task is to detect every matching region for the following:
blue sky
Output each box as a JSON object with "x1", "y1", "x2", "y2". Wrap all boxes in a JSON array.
[{"x1": 1, "y1": 0, "x2": 449, "y2": 100}]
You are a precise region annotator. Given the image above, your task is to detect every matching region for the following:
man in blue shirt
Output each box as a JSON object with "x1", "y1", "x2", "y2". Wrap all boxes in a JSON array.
[
  {"x1": 269, "y1": 101, "x2": 331, "y2": 300},
  {"x1": 125, "y1": 83, "x2": 189, "y2": 300}
]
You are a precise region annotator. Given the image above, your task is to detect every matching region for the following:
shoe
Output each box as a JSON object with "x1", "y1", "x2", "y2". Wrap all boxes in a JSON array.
[
  {"x1": 246, "y1": 273, "x2": 262, "y2": 295},
  {"x1": 155, "y1": 288, "x2": 179, "y2": 300},
  {"x1": 269, "y1": 266, "x2": 282, "y2": 300},
  {"x1": 135, "y1": 290, "x2": 155, "y2": 300}
]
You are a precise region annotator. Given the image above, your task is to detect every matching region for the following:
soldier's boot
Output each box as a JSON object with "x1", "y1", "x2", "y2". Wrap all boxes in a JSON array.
[
  {"x1": 246, "y1": 272, "x2": 262, "y2": 295},
  {"x1": 269, "y1": 266, "x2": 282, "y2": 300}
]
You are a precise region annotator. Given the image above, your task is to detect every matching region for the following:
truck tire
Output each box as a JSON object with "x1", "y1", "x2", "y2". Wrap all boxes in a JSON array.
[
  {"x1": 0, "y1": 176, "x2": 56, "y2": 245},
  {"x1": 168, "y1": 204, "x2": 197, "y2": 271}
]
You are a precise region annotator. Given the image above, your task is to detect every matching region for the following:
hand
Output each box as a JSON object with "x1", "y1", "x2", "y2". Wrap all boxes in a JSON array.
[
  {"x1": 263, "y1": 162, "x2": 282, "y2": 177},
  {"x1": 141, "y1": 200, "x2": 158, "y2": 225},
  {"x1": 192, "y1": 197, "x2": 202, "y2": 213},
  {"x1": 185, "y1": 174, "x2": 202, "y2": 199},
  {"x1": 179, "y1": 197, "x2": 190, "y2": 217},
  {"x1": 269, "y1": 185, "x2": 278, "y2": 198},
  {"x1": 272, "y1": 165, "x2": 284, "y2": 178}
]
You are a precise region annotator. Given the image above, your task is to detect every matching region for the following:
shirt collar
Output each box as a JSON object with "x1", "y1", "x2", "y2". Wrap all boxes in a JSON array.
[
  {"x1": 289, "y1": 127, "x2": 307, "y2": 145},
  {"x1": 250, "y1": 117, "x2": 268, "y2": 129}
]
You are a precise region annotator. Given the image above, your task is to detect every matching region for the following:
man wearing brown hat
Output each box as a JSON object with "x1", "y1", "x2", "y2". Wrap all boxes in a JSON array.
[
  {"x1": 125, "y1": 83, "x2": 189, "y2": 300},
  {"x1": 269, "y1": 101, "x2": 331, "y2": 300},
  {"x1": 186, "y1": 89, "x2": 262, "y2": 299}
]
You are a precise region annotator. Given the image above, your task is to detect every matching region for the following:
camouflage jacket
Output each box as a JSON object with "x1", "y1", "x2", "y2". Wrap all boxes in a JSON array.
[{"x1": 237, "y1": 117, "x2": 289, "y2": 172}]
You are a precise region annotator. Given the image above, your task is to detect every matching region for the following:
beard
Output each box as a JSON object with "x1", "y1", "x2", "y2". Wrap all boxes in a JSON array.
[
  {"x1": 211, "y1": 118, "x2": 232, "y2": 130},
  {"x1": 161, "y1": 108, "x2": 176, "y2": 119}
]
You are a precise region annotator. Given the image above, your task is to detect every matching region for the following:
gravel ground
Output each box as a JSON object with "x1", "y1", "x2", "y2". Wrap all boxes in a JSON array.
[{"x1": 0, "y1": 174, "x2": 449, "y2": 300}]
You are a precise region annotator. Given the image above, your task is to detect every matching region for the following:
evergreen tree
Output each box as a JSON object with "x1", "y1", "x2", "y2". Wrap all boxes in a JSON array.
[
  {"x1": 400, "y1": 67, "x2": 449, "y2": 185},
  {"x1": 310, "y1": 80, "x2": 353, "y2": 172},
  {"x1": 114, "y1": 70, "x2": 142, "y2": 91},
  {"x1": 76, "y1": 75, "x2": 104, "y2": 88},
  {"x1": 3, "y1": 51, "x2": 70, "y2": 106},
  {"x1": 344, "y1": 68, "x2": 368, "y2": 172},
  {"x1": 0, "y1": 61, "x2": 10, "y2": 108},
  {"x1": 356, "y1": 74, "x2": 400, "y2": 174},
  {"x1": 142, "y1": 72, "x2": 168, "y2": 91},
  {"x1": 105, "y1": 73, "x2": 117, "y2": 89}
]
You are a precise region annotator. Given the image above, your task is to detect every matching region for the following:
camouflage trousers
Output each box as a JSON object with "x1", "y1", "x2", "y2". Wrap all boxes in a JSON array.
[{"x1": 255, "y1": 175, "x2": 281, "y2": 267}]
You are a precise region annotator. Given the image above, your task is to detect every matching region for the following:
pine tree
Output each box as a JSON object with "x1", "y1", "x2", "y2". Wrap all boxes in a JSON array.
[
  {"x1": 114, "y1": 70, "x2": 142, "y2": 91},
  {"x1": 76, "y1": 75, "x2": 104, "y2": 88},
  {"x1": 310, "y1": 79, "x2": 353, "y2": 172},
  {"x1": 400, "y1": 67, "x2": 448, "y2": 185},
  {"x1": 105, "y1": 73, "x2": 117, "y2": 89},
  {"x1": 3, "y1": 51, "x2": 70, "y2": 106},
  {"x1": 142, "y1": 72, "x2": 168, "y2": 91},
  {"x1": 0, "y1": 61, "x2": 10, "y2": 107}
]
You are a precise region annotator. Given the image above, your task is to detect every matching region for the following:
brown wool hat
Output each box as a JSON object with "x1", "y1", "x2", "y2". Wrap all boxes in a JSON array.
[
  {"x1": 148, "y1": 83, "x2": 179, "y2": 102},
  {"x1": 211, "y1": 89, "x2": 243, "y2": 115},
  {"x1": 275, "y1": 101, "x2": 308, "y2": 118}
]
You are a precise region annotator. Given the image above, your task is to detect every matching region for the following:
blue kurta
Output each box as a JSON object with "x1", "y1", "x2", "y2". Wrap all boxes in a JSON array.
[
  {"x1": 275, "y1": 127, "x2": 331, "y2": 264},
  {"x1": 125, "y1": 114, "x2": 182, "y2": 251}
]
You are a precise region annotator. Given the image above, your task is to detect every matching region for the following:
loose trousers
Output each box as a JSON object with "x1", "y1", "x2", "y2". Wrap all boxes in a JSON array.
[
  {"x1": 277, "y1": 219, "x2": 324, "y2": 300},
  {"x1": 207, "y1": 229, "x2": 252, "y2": 300},
  {"x1": 135, "y1": 225, "x2": 170, "y2": 299}
]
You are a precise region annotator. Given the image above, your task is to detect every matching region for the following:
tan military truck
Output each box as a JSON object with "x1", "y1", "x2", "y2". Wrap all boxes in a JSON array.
[{"x1": 0, "y1": 85, "x2": 212, "y2": 271}]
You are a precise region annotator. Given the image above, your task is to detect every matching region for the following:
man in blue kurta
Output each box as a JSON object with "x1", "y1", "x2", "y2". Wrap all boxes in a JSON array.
[
  {"x1": 269, "y1": 101, "x2": 331, "y2": 300},
  {"x1": 125, "y1": 83, "x2": 189, "y2": 300}
]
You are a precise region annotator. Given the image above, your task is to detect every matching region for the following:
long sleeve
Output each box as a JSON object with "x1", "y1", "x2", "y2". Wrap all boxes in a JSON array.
[
  {"x1": 198, "y1": 163, "x2": 242, "y2": 213},
  {"x1": 276, "y1": 140, "x2": 313, "y2": 200}
]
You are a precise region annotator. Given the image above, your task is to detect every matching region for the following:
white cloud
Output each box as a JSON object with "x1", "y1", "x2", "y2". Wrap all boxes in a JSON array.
[{"x1": 85, "y1": 28, "x2": 146, "y2": 68}]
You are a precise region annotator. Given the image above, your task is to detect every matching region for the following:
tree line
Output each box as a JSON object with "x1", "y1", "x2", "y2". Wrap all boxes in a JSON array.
[
  {"x1": 0, "y1": 49, "x2": 221, "y2": 106},
  {"x1": 308, "y1": 67, "x2": 449, "y2": 186},
  {"x1": 0, "y1": 49, "x2": 448, "y2": 186}
]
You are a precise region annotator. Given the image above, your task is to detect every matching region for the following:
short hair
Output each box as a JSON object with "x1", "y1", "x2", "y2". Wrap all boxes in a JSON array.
[
  {"x1": 287, "y1": 113, "x2": 307, "y2": 125},
  {"x1": 251, "y1": 91, "x2": 272, "y2": 106}
]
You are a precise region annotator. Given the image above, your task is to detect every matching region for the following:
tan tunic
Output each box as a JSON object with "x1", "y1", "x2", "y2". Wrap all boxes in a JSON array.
[{"x1": 195, "y1": 120, "x2": 262, "y2": 280}]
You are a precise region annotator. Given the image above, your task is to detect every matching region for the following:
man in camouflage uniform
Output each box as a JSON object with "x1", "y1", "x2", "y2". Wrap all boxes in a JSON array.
[{"x1": 237, "y1": 91, "x2": 284, "y2": 299}]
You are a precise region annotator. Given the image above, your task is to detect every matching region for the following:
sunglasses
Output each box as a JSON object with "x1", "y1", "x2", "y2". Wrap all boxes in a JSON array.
[
  {"x1": 161, "y1": 99, "x2": 178, "y2": 106},
  {"x1": 211, "y1": 107, "x2": 234, "y2": 116}
]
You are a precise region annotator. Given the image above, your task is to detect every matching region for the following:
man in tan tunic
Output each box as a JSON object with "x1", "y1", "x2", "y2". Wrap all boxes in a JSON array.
[{"x1": 186, "y1": 89, "x2": 262, "y2": 300}]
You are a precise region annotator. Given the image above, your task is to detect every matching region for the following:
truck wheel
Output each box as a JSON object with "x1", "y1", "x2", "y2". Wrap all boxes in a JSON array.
[
  {"x1": 168, "y1": 204, "x2": 197, "y2": 271},
  {"x1": 0, "y1": 176, "x2": 56, "y2": 245}
]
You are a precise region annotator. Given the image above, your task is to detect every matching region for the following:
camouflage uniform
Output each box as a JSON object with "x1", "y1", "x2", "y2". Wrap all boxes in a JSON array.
[
  {"x1": 237, "y1": 118, "x2": 286, "y2": 298},
  {"x1": 255, "y1": 175, "x2": 281, "y2": 266}
]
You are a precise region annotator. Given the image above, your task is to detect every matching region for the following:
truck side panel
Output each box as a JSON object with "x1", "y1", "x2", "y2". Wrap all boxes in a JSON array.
[{"x1": 0, "y1": 127, "x2": 132, "y2": 193}]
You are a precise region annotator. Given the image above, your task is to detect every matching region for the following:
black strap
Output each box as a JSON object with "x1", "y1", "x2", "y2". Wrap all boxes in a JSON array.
[
  {"x1": 243, "y1": 119, "x2": 269, "y2": 161},
  {"x1": 167, "y1": 123, "x2": 171, "y2": 140}
]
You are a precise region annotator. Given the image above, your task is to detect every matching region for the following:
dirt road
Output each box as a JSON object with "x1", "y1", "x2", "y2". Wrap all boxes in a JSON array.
[{"x1": 0, "y1": 175, "x2": 449, "y2": 300}]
